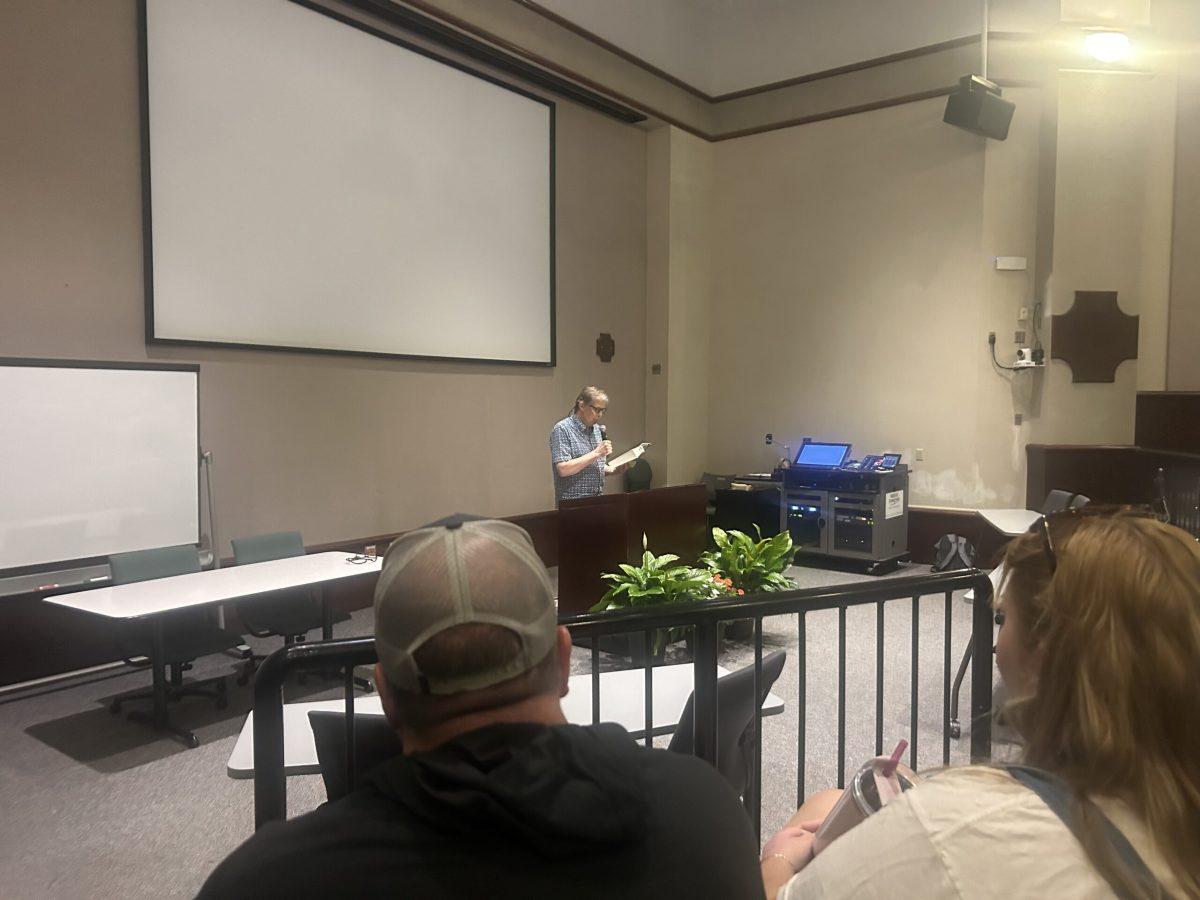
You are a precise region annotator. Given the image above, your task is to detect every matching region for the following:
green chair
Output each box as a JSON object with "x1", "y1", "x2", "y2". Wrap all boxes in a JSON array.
[
  {"x1": 108, "y1": 545, "x2": 241, "y2": 747},
  {"x1": 231, "y1": 531, "x2": 353, "y2": 687}
]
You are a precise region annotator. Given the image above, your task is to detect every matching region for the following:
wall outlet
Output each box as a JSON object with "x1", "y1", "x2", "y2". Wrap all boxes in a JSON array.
[
  {"x1": 915, "y1": 448, "x2": 925, "y2": 462},
  {"x1": 1014, "y1": 330, "x2": 1026, "y2": 344},
  {"x1": 1018, "y1": 306, "x2": 1030, "y2": 322}
]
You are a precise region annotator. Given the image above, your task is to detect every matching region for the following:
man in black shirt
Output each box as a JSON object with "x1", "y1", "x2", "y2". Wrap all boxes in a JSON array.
[{"x1": 199, "y1": 516, "x2": 763, "y2": 899}]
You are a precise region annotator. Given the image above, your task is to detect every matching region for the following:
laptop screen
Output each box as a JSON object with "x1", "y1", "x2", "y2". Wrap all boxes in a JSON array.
[{"x1": 795, "y1": 442, "x2": 851, "y2": 468}]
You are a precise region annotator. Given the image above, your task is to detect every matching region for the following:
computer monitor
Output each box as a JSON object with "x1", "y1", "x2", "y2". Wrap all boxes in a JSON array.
[{"x1": 794, "y1": 442, "x2": 851, "y2": 468}]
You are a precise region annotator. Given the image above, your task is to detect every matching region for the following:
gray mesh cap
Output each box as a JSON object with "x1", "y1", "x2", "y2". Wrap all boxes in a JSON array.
[{"x1": 373, "y1": 517, "x2": 558, "y2": 694}]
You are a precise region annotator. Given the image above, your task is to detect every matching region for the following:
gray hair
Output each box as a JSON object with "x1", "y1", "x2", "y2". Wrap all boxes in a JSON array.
[{"x1": 572, "y1": 386, "x2": 608, "y2": 415}]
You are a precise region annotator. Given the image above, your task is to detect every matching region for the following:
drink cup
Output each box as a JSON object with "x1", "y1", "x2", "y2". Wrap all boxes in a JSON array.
[{"x1": 812, "y1": 756, "x2": 920, "y2": 855}]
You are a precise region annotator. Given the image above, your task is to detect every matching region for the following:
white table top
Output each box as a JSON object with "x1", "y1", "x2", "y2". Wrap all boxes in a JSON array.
[
  {"x1": 44, "y1": 552, "x2": 382, "y2": 619},
  {"x1": 977, "y1": 508, "x2": 1041, "y2": 537},
  {"x1": 227, "y1": 663, "x2": 785, "y2": 778}
]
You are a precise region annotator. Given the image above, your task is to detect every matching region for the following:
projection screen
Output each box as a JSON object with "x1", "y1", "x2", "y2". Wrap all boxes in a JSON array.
[
  {"x1": 142, "y1": 0, "x2": 554, "y2": 365},
  {"x1": 0, "y1": 361, "x2": 200, "y2": 572}
]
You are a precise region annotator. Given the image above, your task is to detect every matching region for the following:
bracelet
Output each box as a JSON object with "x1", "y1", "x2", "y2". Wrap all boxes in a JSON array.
[{"x1": 761, "y1": 853, "x2": 797, "y2": 872}]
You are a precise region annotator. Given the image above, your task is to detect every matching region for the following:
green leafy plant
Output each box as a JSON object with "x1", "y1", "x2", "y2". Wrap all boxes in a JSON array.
[
  {"x1": 698, "y1": 526, "x2": 797, "y2": 595},
  {"x1": 590, "y1": 535, "x2": 721, "y2": 655},
  {"x1": 590, "y1": 535, "x2": 718, "y2": 613}
]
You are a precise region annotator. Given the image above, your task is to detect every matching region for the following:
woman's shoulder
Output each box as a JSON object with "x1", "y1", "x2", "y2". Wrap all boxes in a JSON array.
[
  {"x1": 905, "y1": 765, "x2": 1060, "y2": 832},
  {"x1": 780, "y1": 767, "x2": 1110, "y2": 900}
]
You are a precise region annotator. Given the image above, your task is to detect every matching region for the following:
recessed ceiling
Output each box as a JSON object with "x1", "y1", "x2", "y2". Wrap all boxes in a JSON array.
[{"x1": 530, "y1": 0, "x2": 1057, "y2": 97}]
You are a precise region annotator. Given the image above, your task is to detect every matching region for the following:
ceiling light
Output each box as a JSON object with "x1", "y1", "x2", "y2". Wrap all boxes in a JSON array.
[{"x1": 1084, "y1": 30, "x2": 1131, "y2": 63}]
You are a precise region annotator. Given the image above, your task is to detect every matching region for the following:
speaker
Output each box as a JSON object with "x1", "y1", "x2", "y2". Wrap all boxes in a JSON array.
[{"x1": 943, "y1": 75, "x2": 1015, "y2": 141}]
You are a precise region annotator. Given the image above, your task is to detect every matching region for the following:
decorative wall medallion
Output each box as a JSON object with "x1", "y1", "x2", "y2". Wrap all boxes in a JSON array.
[
  {"x1": 596, "y1": 332, "x2": 615, "y2": 363},
  {"x1": 1050, "y1": 291, "x2": 1139, "y2": 383}
]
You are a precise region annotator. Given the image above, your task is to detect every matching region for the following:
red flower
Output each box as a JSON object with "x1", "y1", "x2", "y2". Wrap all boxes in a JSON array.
[{"x1": 737, "y1": 589, "x2": 745, "y2": 595}]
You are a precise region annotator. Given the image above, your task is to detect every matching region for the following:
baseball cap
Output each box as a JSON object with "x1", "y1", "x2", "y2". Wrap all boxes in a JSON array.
[{"x1": 373, "y1": 515, "x2": 558, "y2": 695}]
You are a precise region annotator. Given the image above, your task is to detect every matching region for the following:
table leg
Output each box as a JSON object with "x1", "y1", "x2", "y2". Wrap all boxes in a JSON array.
[
  {"x1": 151, "y1": 619, "x2": 168, "y2": 730},
  {"x1": 125, "y1": 618, "x2": 200, "y2": 749}
]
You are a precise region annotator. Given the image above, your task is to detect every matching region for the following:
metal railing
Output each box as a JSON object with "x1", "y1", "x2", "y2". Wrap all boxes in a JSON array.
[{"x1": 252, "y1": 568, "x2": 995, "y2": 835}]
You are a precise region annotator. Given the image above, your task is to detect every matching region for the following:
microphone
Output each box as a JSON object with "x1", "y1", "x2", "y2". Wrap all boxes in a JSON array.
[{"x1": 599, "y1": 425, "x2": 607, "y2": 442}]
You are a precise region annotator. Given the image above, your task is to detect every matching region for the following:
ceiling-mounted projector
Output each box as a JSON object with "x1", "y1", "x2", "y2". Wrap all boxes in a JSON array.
[{"x1": 943, "y1": 75, "x2": 1014, "y2": 140}]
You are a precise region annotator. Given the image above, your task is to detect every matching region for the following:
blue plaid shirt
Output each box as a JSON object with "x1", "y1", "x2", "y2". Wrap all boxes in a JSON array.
[{"x1": 550, "y1": 414, "x2": 604, "y2": 505}]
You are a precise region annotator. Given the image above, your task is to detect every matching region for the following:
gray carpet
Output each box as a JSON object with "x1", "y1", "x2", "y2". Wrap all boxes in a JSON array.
[{"x1": 0, "y1": 562, "x2": 1006, "y2": 899}]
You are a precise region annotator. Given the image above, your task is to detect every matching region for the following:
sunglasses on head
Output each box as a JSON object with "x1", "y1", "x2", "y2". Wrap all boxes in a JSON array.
[{"x1": 1032, "y1": 504, "x2": 1156, "y2": 574}]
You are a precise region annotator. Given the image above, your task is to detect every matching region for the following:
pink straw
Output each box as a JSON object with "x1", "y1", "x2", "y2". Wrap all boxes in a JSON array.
[{"x1": 880, "y1": 739, "x2": 908, "y2": 777}]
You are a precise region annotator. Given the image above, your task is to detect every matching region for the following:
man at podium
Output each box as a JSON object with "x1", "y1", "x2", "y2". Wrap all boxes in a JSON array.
[{"x1": 549, "y1": 386, "x2": 625, "y2": 506}]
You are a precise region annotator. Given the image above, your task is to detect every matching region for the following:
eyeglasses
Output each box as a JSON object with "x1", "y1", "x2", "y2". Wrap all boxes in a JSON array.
[
  {"x1": 1034, "y1": 504, "x2": 1155, "y2": 574},
  {"x1": 589, "y1": 405, "x2": 608, "y2": 415}
]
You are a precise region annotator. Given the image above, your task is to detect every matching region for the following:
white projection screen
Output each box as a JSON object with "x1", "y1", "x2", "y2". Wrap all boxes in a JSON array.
[
  {"x1": 0, "y1": 362, "x2": 200, "y2": 572},
  {"x1": 142, "y1": 0, "x2": 555, "y2": 365}
]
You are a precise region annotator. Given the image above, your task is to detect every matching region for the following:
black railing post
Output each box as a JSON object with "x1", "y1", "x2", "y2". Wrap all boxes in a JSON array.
[
  {"x1": 643, "y1": 629, "x2": 653, "y2": 748},
  {"x1": 253, "y1": 646, "x2": 290, "y2": 830},
  {"x1": 344, "y1": 665, "x2": 356, "y2": 792},
  {"x1": 875, "y1": 600, "x2": 884, "y2": 757},
  {"x1": 910, "y1": 595, "x2": 919, "y2": 770},
  {"x1": 750, "y1": 618, "x2": 764, "y2": 838},
  {"x1": 797, "y1": 612, "x2": 807, "y2": 804},
  {"x1": 691, "y1": 619, "x2": 720, "y2": 768},
  {"x1": 943, "y1": 591, "x2": 952, "y2": 766},
  {"x1": 836, "y1": 604, "x2": 846, "y2": 788},
  {"x1": 970, "y1": 573, "x2": 994, "y2": 762}
]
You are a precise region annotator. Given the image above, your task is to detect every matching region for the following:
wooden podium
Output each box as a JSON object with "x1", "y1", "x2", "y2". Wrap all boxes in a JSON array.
[{"x1": 557, "y1": 484, "x2": 708, "y2": 616}]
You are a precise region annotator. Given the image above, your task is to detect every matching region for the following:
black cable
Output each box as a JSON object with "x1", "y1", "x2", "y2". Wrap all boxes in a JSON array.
[{"x1": 989, "y1": 334, "x2": 1017, "y2": 372}]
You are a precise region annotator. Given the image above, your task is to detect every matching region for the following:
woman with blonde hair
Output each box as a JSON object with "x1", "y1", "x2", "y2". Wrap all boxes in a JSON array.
[{"x1": 762, "y1": 512, "x2": 1200, "y2": 899}]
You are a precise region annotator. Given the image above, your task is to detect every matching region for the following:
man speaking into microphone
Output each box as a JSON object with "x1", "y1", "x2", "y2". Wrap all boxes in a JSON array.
[{"x1": 549, "y1": 386, "x2": 631, "y2": 506}]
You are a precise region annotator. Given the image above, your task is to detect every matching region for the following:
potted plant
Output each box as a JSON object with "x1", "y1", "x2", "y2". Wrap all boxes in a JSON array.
[
  {"x1": 591, "y1": 535, "x2": 722, "y2": 662},
  {"x1": 698, "y1": 527, "x2": 797, "y2": 639}
]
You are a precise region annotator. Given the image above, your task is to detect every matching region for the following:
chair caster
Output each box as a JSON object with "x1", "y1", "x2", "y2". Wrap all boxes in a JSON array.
[{"x1": 949, "y1": 720, "x2": 962, "y2": 739}]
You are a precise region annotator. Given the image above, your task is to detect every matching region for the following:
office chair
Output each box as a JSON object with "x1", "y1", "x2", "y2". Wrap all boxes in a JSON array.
[
  {"x1": 107, "y1": 544, "x2": 241, "y2": 719},
  {"x1": 230, "y1": 531, "x2": 358, "y2": 688},
  {"x1": 625, "y1": 458, "x2": 652, "y2": 492},
  {"x1": 947, "y1": 490, "x2": 1090, "y2": 737},
  {"x1": 668, "y1": 649, "x2": 787, "y2": 803},
  {"x1": 310, "y1": 710, "x2": 403, "y2": 801}
]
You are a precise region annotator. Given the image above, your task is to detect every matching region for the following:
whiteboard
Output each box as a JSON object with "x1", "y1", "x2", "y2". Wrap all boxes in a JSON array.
[
  {"x1": 0, "y1": 362, "x2": 200, "y2": 572},
  {"x1": 142, "y1": 0, "x2": 554, "y2": 365}
]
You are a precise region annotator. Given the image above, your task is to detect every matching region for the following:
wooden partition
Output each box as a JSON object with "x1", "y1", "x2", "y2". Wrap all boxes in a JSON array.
[{"x1": 557, "y1": 484, "x2": 707, "y2": 616}]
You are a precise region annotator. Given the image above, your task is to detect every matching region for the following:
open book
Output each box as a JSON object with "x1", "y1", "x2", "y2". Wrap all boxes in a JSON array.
[{"x1": 608, "y1": 442, "x2": 650, "y2": 469}]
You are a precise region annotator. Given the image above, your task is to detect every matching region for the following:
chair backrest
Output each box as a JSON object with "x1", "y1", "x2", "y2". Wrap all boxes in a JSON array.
[
  {"x1": 232, "y1": 531, "x2": 305, "y2": 565},
  {"x1": 309, "y1": 711, "x2": 403, "y2": 801},
  {"x1": 668, "y1": 649, "x2": 787, "y2": 797},
  {"x1": 625, "y1": 458, "x2": 652, "y2": 492},
  {"x1": 108, "y1": 544, "x2": 201, "y2": 585},
  {"x1": 1041, "y1": 490, "x2": 1090, "y2": 515}
]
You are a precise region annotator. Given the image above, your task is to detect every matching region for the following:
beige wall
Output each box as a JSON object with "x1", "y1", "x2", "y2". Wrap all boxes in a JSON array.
[
  {"x1": 664, "y1": 128, "x2": 714, "y2": 486},
  {"x1": 1030, "y1": 71, "x2": 1177, "y2": 448},
  {"x1": 708, "y1": 97, "x2": 1006, "y2": 507},
  {"x1": 1168, "y1": 73, "x2": 1200, "y2": 390},
  {"x1": 644, "y1": 126, "x2": 714, "y2": 486},
  {"x1": 0, "y1": 0, "x2": 648, "y2": 549}
]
